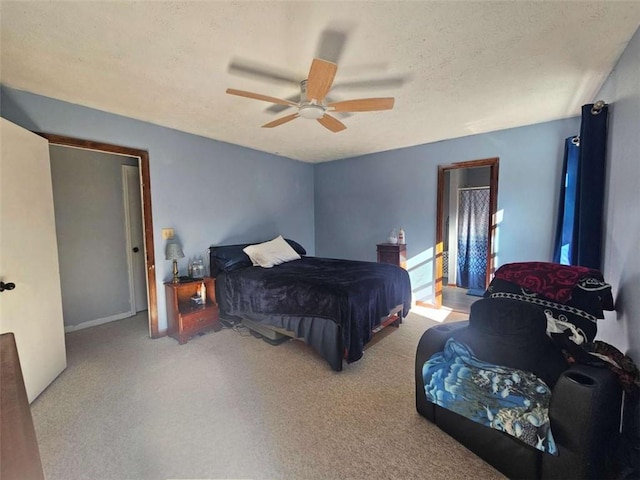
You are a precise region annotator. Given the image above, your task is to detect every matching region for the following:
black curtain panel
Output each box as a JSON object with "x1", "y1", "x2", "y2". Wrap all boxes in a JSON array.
[
  {"x1": 553, "y1": 103, "x2": 608, "y2": 269},
  {"x1": 575, "y1": 103, "x2": 608, "y2": 269}
]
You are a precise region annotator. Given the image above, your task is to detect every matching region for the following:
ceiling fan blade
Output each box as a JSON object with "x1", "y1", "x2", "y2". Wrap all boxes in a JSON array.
[
  {"x1": 332, "y1": 76, "x2": 408, "y2": 90},
  {"x1": 262, "y1": 113, "x2": 300, "y2": 128},
  {"x1": 226, "y1": 89, "x2": 298, "y2": 107},
  {"x1": 306, "y1": 59, "x2": 337, "y2": 102},
  {"x1": 227, "y1": 59, "x2": 300, "y2": 86},
  {"x1": 265, "y1": 94, "x2": 300, "y2": 114},
  {"x1": 317, "y1": 114, "x2": 346, "y2": 133},
  {"x1": 315, "y1": 29, "x2": 348, "y2": 64},
  {"x1": 328, "y1": 97, "x2": 395, "y2": 112}
]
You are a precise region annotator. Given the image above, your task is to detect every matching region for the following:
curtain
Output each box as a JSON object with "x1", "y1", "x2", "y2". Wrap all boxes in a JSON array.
[
  {"x1": 457, "y1": 188, "x2": 490, "y2": 290},
  {"x1": 553, "y1": 137, "x2": 580, "y2": 265},
  {"x1": 553, "y1": 103, "x2": 608, "y2": 268}
]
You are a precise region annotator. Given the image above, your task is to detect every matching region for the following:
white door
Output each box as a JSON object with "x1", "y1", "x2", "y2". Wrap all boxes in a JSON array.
[
  {"x1": 0, "y1": 118, "x2": 67, "y2": 403},
  {"x1": 122, "y1": 165, "x2": 147, "y2": 311}
]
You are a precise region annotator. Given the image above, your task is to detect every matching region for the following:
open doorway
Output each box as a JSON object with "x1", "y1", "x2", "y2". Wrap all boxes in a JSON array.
[
  {"x1": 435, "y1": 157, "x2": 499, "y2": 313},
  {"x1": 37, "y1": 133, "x2": 159, "y2": 338}
]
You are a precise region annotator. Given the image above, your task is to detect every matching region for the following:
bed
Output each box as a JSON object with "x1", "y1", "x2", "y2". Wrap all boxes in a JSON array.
[{"x1": 209, "y1": 237, "x2": 412, "y2": 371}]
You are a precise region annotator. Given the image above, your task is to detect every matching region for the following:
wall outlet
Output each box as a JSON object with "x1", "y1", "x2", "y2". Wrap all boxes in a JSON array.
[{"x1": 162, "y1": 228, "x2": 174, "y2": 240}]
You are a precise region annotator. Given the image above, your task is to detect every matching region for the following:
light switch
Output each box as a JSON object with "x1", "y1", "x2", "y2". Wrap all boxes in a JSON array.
[{"x1": 162, "y1": 228, "x2": 174, "y2": 240}]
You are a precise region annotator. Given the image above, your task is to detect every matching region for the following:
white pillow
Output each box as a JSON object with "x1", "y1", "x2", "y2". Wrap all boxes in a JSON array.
[{"x1": 243, "y1": 235, "x2": 301, "y2": 268}]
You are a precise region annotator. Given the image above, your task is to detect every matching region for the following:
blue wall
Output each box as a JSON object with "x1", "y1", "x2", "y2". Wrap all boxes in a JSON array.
[
  {"x1": 597, "y1": 26, "x2": 640, "y2": 359},
  {"x1": 314, "y1": 117, "x2": 580, "y2": 302},
  {"x1": 1, "y1": 86, "x2": 315, "y2": 333},
  {"x1": 8, "y1": 81, "x2": 629, "y2": 333}
]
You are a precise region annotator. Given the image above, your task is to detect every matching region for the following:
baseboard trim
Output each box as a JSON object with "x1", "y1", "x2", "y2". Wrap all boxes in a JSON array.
[{"x1": 64, "y1": 311, "x2": 135, "y2": 333}]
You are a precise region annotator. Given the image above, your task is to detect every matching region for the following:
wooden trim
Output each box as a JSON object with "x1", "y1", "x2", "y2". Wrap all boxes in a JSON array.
[
  {"x1": 435, "y1": 165, "x2": 445, "y2": 308},
  {"x1": 435, "y1": 157, "x2": 499, "y2": 310},
  {"x1": 36, "y1": 133, "x2": 160, "y2": 338},
  {"x1": 416, "y1": 300, "x2": 437, "y2": 308},
  {"x1": 487, "y1": 160, "x2": 500, "y2": 285}
]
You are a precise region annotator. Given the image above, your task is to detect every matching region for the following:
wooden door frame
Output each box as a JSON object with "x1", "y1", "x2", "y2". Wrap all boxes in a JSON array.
[
  {"x1": 122, "y1": 164, "x2": 144, "y2": 314},
  {"x1": 434, "y1": 157, "x2": 499, "y2": 308},
  {"x1": 37, "y1": 133, "x2": 160, "y2": 338}
]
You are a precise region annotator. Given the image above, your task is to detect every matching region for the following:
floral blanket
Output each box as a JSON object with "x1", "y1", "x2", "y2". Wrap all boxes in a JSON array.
[
  {"x1": 422, "y1": 338, "x2": 557, "y2": 454},
  {"x1": 493, "y1": 261, "x2": 603, "y2": 303}
]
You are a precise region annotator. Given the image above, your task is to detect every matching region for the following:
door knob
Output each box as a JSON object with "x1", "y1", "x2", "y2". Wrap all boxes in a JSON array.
[
  {"x1": 0, "y1": 281, "x2": 16, "y2": 292},
  {"x1": 133, "y1": 247, "x2": 139, "y2": 252}
]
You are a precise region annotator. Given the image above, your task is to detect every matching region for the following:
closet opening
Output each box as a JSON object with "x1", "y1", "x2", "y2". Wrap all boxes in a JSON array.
[{"x1": 38, "y1": 133, "x2": 160, "y2": 338}]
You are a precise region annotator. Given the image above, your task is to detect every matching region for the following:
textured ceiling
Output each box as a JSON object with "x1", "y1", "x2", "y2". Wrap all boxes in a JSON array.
[{"x1": 1, "y1": 1, "x2": 639, "y2": 163}]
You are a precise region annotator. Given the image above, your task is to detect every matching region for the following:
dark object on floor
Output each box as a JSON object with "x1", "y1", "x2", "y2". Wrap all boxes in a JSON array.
[
  {"x1": 243, "y1": 317, "x2": 290, "y2": 345},
  {"x1": 466, "y1": 288, "x2": 484, "y2": 297},
  {"x1": 219, "y1": 316, "x2": 239, "y2": 329},
  {"x1": 415, "y1": 298, "x2": 623, "y2": 480}
]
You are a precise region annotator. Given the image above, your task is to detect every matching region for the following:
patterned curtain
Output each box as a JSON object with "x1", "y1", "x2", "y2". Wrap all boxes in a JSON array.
[{"x1": 457, "y1": 188, "x2": 490, "y2": 290}]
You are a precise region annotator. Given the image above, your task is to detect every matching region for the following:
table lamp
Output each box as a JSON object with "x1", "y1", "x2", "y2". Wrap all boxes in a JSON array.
[{"x1": 165, "y1": 242, "x2": 185, "y2": 284}]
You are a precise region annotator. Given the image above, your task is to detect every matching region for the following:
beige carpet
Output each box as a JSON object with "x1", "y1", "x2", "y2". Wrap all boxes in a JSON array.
[{"x1": 31, "y1": 308, "x2": 505, "y2": 480}]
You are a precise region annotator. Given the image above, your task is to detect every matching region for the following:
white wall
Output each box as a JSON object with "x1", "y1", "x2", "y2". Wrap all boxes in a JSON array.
[{"x1": 597, "y1": 26, "x2": 640, "y2": 359}]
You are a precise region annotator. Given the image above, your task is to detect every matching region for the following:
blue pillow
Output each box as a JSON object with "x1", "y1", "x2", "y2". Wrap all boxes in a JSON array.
[{"x1": 284, "y1": 238, "x2": 306, "y2": 256}]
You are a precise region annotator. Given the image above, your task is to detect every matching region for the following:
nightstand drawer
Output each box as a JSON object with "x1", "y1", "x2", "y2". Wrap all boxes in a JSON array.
[{"x1": 181, "y1": 306, "x2": 219, "y2": 334}]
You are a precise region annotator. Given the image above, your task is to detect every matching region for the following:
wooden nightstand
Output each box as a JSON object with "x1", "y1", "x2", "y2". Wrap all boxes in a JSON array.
[
  {"x1": 377, "y1": 243, "x2": 407, "y2": 269},
  {"x1": 165, "y1": 277, "x2": 221, "y2": 344}
]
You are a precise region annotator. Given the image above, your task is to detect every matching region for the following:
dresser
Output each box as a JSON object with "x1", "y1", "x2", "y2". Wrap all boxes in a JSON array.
[{"x1": 376, "y1": 243, "x2": 407, "y2": 269}]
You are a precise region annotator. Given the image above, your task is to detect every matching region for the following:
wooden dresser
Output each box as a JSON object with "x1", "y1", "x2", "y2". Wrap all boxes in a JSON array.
[{"x1": 376, "y1": 243, "x2": 407, "y2": 269}]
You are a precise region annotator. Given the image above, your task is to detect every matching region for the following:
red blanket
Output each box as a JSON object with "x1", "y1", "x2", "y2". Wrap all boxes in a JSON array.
[{"x1": 494, "y1": 262, "x2": 602, "y2": 303}]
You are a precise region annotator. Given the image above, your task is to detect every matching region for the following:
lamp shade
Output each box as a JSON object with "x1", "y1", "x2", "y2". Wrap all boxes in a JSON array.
[{"x1": 165, "y1": 242, "x2": 185, "y2": 261}]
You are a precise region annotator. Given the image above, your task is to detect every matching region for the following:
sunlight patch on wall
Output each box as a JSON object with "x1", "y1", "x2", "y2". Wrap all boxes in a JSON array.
[
  {"x1": 492, "y1": 208, "x2": 504, "y2": 271},
  {"x1": 407, "y1": 247, "x2": 434, "y2": 304}
]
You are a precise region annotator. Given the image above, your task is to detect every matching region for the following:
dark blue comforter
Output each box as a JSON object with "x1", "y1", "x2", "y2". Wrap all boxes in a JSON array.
[{"x1": 216, "y1": 256, "x2": 412, "y2": 365}]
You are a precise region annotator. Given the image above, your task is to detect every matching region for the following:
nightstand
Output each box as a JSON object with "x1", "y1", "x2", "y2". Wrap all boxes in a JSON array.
[
  {"x1": 165, "y1": 277, "x2": 221, "y2": 344},
  {"x1": 376, "y1": 243, "x2": 407, "y2": 269}
]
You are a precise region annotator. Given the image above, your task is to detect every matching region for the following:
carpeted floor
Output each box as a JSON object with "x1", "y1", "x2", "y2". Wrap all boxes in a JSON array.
[{"x1": 31, "y1": 308, "x2": 505, "y2": 480}]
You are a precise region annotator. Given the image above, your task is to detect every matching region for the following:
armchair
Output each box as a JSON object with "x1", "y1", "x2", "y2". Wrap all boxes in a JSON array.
[{"x1": 415, "y1": 298, "x2": 623, "y2": 479}]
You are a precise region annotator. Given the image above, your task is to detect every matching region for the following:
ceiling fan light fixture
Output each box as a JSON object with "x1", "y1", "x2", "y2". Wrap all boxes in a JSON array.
[
  {"x1": 226, "y1": 58, "x2": 395, "y2": 132},
  {"x1": 298, "y1": 104, "x2": 325, "y2": 119}
]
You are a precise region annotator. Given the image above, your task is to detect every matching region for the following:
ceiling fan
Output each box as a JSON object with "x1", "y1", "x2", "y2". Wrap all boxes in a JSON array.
[{"x1": 226, "y1": 58, "x2": 395, "y2": 133}]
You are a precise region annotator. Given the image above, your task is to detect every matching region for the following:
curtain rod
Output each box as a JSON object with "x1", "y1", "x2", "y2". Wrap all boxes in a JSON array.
[{"x1": 591, "y1": 100, "x2": 606, "y2": 115}]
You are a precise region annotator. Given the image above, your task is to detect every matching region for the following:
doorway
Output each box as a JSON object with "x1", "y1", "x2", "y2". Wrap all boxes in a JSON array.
[
  {"x1": 435, "y1": 157, "x2": 499, "y2": 312},
  {"x1": 37, "y1": 133, "x2": 160, "y2": 338}
]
